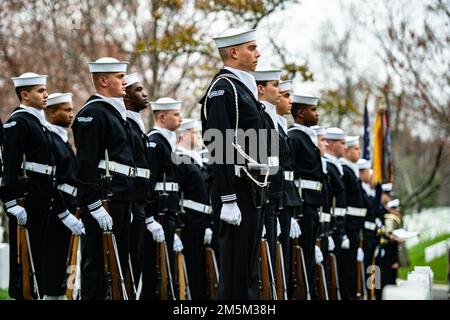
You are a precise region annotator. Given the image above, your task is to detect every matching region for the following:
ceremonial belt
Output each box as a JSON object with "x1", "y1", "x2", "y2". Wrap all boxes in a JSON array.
[
  {"x1": 284, "y1": 171, "x2": 294, "y2": 181},
  {"x1": 346, "y1": 207, "x2": 367, "y2": 217},
  {"x1": 22, "y1": 161, "x2": 55, "y2": 175},
  {"x1": 320, "y1": 212, "x2": 331, "y2": 223},
  {"x1": 98, "y1": 160, "x2": 150, "y2": 179},
  {"x1": 333, "y1": 207, "x2": 347, "y2": 217},
  {"x1": 295, "y1": 178, "x2": 323, "y2": 191},
  {"x1": 364, "y1": 221, "x2": 377, "y2": 231},
  {"x1": 57, "y1": 183, "x2": 78, "y2": 197},
  {"x1": 155, "y1": 182, "x2": 179, "y2": 192},
  {"x1": 182, "y1": 199, "x2": 212, "y2": 214}
]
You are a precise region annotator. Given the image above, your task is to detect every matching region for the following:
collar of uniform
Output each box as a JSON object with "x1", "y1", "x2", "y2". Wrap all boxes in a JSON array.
[
  {"x1": 276, "y1": 114, "x2": 288, "y2": 134},
  {"x1": 292, "y1": 123, "x2": 318, "y2": 146},
  {"x1": 153, "y1": 125, "x2": 177, "y2": 151},
  {"x1": 46, "y1": 123, "x2": 68, "y2": 143},
  {"x1": 13, "y1": 104, "x2": 48, "y2": 127},
  {"x1": 261, "y1": 101, "x2": 278, "y2": 131},
  {"x1": 95, "y1": 93, "x2": 127, "y2": 121},
  {"x1": 340, "y1": 157, "x2": 359, "y2": 178},
  {"x1": 324, "y1": 153, "x2": 344, "y2": 176},
  {"x1": 362, "y1": 182, "x2": 374, "y2": 197},
  {"x1": 126, "y1": 110, "x2": 145, "y2": 133},
  {"x1": 176, "y1": 145, "x2": 204, "y2": 167},
  {"x1": 321, "y1": 157, "x2": 328, "y2": 174},
  {"x1": 224, "y1": 66, "x2": 258, "y2": 100}
]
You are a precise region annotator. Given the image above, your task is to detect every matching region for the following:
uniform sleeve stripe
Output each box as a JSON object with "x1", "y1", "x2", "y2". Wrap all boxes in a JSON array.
[
  {"x1": 221, "y1": 194, "x2": 237, "y2": 202},
  {"x1": 87, "y1": 200, "x2": 102, "y2": 211},
  {"x1": 5, "y1": 200, "x2": 17, "y2": 209}
]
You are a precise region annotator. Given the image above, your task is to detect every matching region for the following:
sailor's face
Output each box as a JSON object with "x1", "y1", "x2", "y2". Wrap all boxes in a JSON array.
[
  {"x1": 54, "y1": 103, "x2": 74, "y2": 128},
  {"x1": 264, "y1": 80, "x2": 281, "y2": 106},
  {"x1": 303, "y1": 105, "x2": 319, "y2": 126},
  {"x1": 317, "y1": 134, "x2": 328, "y2": 156},
  {"x1": 276, "y1": 91, "x2": 292, "y2": 115},
  {"x1": 330, "y1": 139, "x2": 346, "y2": 158},
  {"x1": 27, "y1": 85, "x2": 48, "y2": 109},
  {"x1": 164, "y1": 110, "x2": 182, "y2": 131},
  {"x1": 346, "y1": 145, "x2": 361, "y2": 163},
  {"x1": 236, "y1": 41, "x2": 260, "y2": 72},
  {"x1": 106, "y1": 72, "x2": 127, "y2": 97},
  {"x1": 127, "y1": 82, "x2": 149, "y2": 111}
]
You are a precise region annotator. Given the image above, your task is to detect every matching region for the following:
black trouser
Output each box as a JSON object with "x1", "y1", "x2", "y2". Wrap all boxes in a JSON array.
[
  {"x1": 8, "y1": 196, "x2": 52, "y2": 299},
  {"x1": 298, "y1": 204, "x2": 319, "y2": 300},
  {"x1": 80, "y1": 200, "x2": 131, "y2": 300},
  {"x1": 180, "y1": 219, "x2": 208, "y2": 300},
  {"x1": 263, "y1": 200, "x2": 278, "y2": 272},
  {"x1": 340, "y1": 228, "x2": 360, "y2": 300},
  {"x1": 140, "y1": 212, "x2": 176, "y2": 300},
  {"x1": 278, "y1": 206, "x2": 293, "y2": 296},
  {"x1": 215, "y1": 178, "x2": 264, "y2": 300},
  {"x1": 129, "y1": 201, "x2": 146, "y2": 288}
]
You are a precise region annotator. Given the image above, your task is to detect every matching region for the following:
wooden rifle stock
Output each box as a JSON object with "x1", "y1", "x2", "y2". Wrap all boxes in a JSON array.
[
  {"x1": 260, "y1": 239, "x2": 277, "y2": 300},
  {"x1": 315, "y1": 239, "x2": 329, "y2": 300},
  {"x1": 124, "y1": 255, "x2": 137, "y2": 300},
  {"x1": 290, "y1": 238, "x2": 311, "y2": 300},
  {"x1": 356, "y1": 237, "x2": 366, "y2": 300},
  {"x1": 275, "y1": 241, "x2": 288, "y2": 300},
  {"x1": 174, "y1": 252, "x2": 191, "y2": 300},
  {"x1": 65, "y1": 208, "x2": 81, "y2": 300},
  {"x1": 156, "y1": 240, "x2": 176, "y2": 300},
  {"x1": 204, "y1": 246, "x2": 219, "y2": 299},
  {"x1": 102, "y1": 230, "x2": 128, "y2": 300},
  {"x1": 326, "y1": 253, "x2": 341, "y2": 300}
]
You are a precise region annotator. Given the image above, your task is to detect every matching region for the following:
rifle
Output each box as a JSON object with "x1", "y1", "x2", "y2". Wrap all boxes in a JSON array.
[
  {"x1": 124, "y1": 254, "x2": 137, "y2": 300},
  {"x1": 275, "y1": 241, "x2": 288, "y2": 300},
  {"x1": 326, "y1": 251, "x2": 341, "y2": 300},
  {"x1": 290, "y1": 237, "x2": 310, "y2": 300},
  {"x1": 65, "y1": 208, "x2": 81, "y2": 300},
  {"x1": 16, "y1": 154, "x2": 40, "y2": 300},
  {"x1": 315, "y1": 239, "x2": 329, "y2": 300},
  {"x1": 204, "y1": 246, "x2": 219, "y2": 299},
  {"x1": 174, "y1": 250, "x2": 191, "y2": 300},
  {"x1": 155, "y1": 173, "x2": 176, "y2": 300},
  {"x1": 101, "y1": 149, "x2": 128, "y2": 300},
  {"x1": 260, "y1": 238, "x2": 277, "y2": 300},
  {"x1": 356, "y1": 231, "x2": 367, "y2": 300}
]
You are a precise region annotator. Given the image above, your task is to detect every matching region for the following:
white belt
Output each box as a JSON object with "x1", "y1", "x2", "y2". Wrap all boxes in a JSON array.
[
  {"x1": 57, "y1": 183, "x2": 78, "y2": 197},
  {"x1": 320, "y1": 212, "x2": 331, "y2": 223},
  {"x1": 346, "y1": 207, "x2": 367, "y2": 217},
  {"x1": 296, "y1": 179, "x2": 322, "y2": 191},
  {"x1": 182, "y1": 199, "x2": 212, "y2": 214},
  {"x1": 98, "y1": 160, "x2": 150, "y2": 179},
  {"x1": 22, "y1": 161, "x2": 55, "y2": 175},
  {"x1": 364, "y1": 221, "x2": 377, "y2": 231},
  {"x1": 333, "y1": 207, "x2": 347, "y2": 217},
  {"x1": 284, "y1": 171, "x2": 294, "y2": 181},
  {"x1": 155, "y1": 182, "x2": 179, "y2": 192}
]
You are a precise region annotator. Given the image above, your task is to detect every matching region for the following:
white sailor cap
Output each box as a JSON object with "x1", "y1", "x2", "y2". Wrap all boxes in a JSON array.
[
  {"x1": 150, "y1": 97, "x2": 181, "y2": 111},
  {"x1": 88, "y1": 57, "x2": 128, "y2": 73},
  {"x1": 357, "y1": 158, "x2": 371, "y2": 170},
  {"x1": 178, "y1": 119, "x2": 201, "y2": 132},
  {"x1": 291, "y1": 93, "x2": 319, "y2": 106},
  {"x1": 325, "y1": 127, "x2": 346, "y2": 141},
  {"x1": 213, "y1": 28, "x2": 256, "y2": 48},
  {"x1": 47, "y1": 92, "x2": 73, "y2": 107},
  {"x1": 11, "y1": 72, "x2": 47, "y2": 88},
  {"x1": 387, "y1": 198, "x2": 400, "y2": 209},
  {"x1": 279, "y1": 80, "x2": 293, "y2": 92},
  {"x1": 252, "y1": 70, "x2": 282, "y2": 82},
  {"x1": 346, "y1": 135, "x2": 360, "y2": 147},
  {"x1": 310, "y1": 125, "x2": 325, "y2": 136},
  {"x1": 124, "y1": 72, "x2": 141, "y2": 88},
  {"x1": 382, "y1": 183, "x2": 393, "y2": 192}
]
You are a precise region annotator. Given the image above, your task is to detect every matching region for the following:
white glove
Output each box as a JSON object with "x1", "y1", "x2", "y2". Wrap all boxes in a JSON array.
[
  {"x1": 276, "y1": 217, "x2": 281, "y2": 237},
  {"x1": 261, "y1": 225, "x2": 266, "y2": 237},
  {"x1": 90, "y1": 206, "x2": 113, "y2": 231},
  {"x1": 220, "y1": 202, "x2": 241, "y2": 226},
  {"x1": 145, "y1": 216, "x2": 165, "y2": 243},
  {"x1": 7, "y1": 205, "x2": 27, "y2": 225},
  {"x1": 315, "y1": 245, "x2": 324, "y2": 264},
  {"x1": 289, "y1": 218, "x2": 301, "y2": 239},
  {"x1": 357, "y1": 247, "x2": 365, "y2": 262},
  {"x1": 341, "y1": 235, "x2": 350, "y2": 249},
  {"x1": 58, "y1": 211, "x2": 85, "y2": 235},
  {"x1": 328, "y1": 236, "x2": 335, "y2": 252},
  {"x1": 173, "y1": 233, "x2": 183, "y2": 252},
  {"x1": 203, "y1": 228, "x2": 213, "y2": 245},
  {"x1": 375, "y1": 217, "x2": 382, "y2": 228}
]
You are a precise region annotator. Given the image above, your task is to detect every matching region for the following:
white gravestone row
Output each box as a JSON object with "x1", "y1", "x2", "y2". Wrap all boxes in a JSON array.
[{"x1": 382, "y1": 266, "x2": 434, "y2": 300}]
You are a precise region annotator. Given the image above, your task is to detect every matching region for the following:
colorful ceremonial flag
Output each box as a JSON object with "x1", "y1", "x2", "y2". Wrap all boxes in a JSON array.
[{"x1": 372, "y1": 106, "x2": 393, "y2": 184}]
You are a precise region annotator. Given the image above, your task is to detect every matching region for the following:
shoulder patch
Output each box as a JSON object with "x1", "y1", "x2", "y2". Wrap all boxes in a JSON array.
[
  {"x1": 148, "y1": 142, "x2": 157, "y2": 148},
  {"x1": 208, "y1": 90, "x2": 225, "y2": 98},
  {"x1": 3, "y1": 121, "x2": 17, "y2": 129},
  {"x1": 77, "y1": 116, "x2": 93, "y2": 123}
]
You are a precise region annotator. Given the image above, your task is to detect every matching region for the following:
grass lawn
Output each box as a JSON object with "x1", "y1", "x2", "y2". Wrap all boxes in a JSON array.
[{"x1": 399, "y1": 233, "x2": 450, "y2": 284}]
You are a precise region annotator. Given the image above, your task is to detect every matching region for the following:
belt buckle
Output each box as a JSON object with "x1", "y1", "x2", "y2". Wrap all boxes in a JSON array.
[
  {"x1": 316, "y1": 182, "x2": 322, "y2": 191},
  {"x1": 129, "y1": 167, "x2": 137, "y2": 178}
]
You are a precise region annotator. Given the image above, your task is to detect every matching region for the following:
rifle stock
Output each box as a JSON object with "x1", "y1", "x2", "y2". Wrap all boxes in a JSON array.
[
  {"x1": 205, "y1": 246, "x2": 219, "y2": 300},
  {"x1": 275, "y1": 241, "x2": 288, "y2": 300},
  {"x1": 260, "y1": 239, "x2": 277, "y2": 300},
  {"x1": 290, "y1": 238, "x2": 310, "y2": 300},
  {"x1": 326, "y1": 253, "x2": 341, "y2": 300},
  {"x1": 174, "y1": 252, "x2": 191, "y2": 300},
  {"x1": 356, "y1": 237, "x2": 367, "y2": 300},
  {"x1": 102, "y1": 231, "x2": 128, "y2": 300},
  {"x1": 66, "y1": 208, "x2": 81, "y2": 300},
  {"x1": 315, "y1": 239, "x2": 329, "y2": 300}
]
